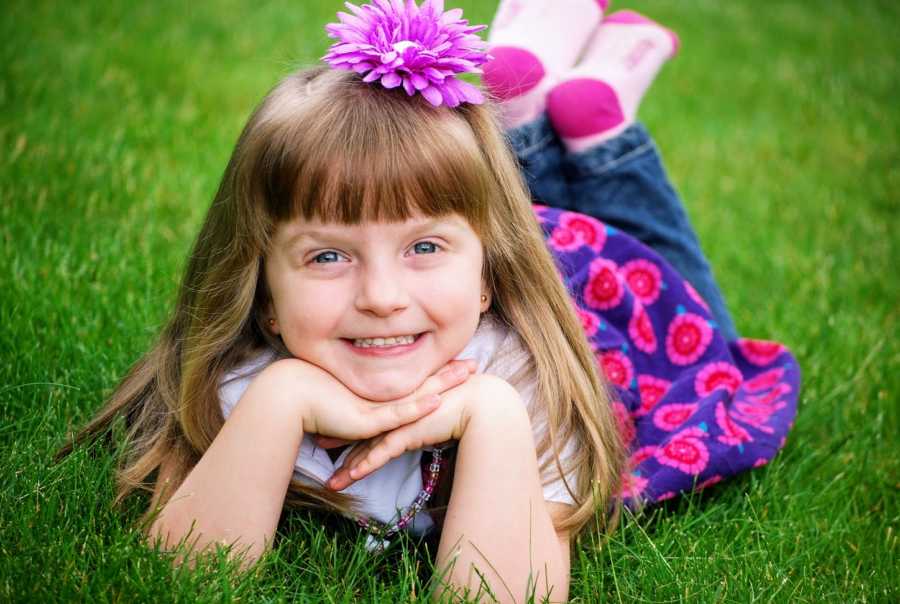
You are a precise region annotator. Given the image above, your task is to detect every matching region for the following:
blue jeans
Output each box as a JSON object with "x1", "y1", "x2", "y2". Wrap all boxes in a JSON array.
[{"x1": 506, "y1": 115, "x2": 738, "y2": 340}]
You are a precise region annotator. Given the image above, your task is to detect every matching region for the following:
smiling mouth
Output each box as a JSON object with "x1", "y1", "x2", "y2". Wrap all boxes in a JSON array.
[{"x1": 346, "y1": 333, "x2": 423, "y2": 349}]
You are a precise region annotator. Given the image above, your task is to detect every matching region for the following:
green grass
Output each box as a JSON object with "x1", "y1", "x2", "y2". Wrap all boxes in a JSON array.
[{"x1": 2, "y1": 0, "x2": 897, "y2": 601}]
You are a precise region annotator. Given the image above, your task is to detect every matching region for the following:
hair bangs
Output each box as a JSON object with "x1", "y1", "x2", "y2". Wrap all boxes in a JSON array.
[{"x1": 263, "y1": 73, "x2": 494, "y2": 235}]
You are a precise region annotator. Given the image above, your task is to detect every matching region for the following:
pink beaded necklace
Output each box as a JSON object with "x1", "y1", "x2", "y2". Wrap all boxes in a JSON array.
[{"x1": 356, "y1": 448, "x2": 447, "y2": 549}]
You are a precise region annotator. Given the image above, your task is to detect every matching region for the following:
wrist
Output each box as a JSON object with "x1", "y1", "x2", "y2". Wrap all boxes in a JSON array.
[
  {"x1": 255, "y1": 358, "x2": 324, "y2": 429},
  {"x1": 459, "y1": 375, "x2": 530, "y2": 436}
]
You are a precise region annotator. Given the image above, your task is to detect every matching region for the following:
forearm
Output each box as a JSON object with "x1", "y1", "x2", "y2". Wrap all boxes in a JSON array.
[
  {"x1": 148, "y1": 362, "x2": 306, "y2": 566},
  {"x1": 436, "y1": 381, "x2": 569, "y2": 603}
]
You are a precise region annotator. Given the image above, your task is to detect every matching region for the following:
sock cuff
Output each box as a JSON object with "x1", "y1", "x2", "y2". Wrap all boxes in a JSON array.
[{"x1": 601, "y1": 10, "x2": 681, "y2": 56}]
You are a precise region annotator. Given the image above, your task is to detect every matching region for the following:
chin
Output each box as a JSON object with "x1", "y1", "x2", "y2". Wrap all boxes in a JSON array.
[{"x1": 343, "y1": 373, "x2": 426, "y2": 403}]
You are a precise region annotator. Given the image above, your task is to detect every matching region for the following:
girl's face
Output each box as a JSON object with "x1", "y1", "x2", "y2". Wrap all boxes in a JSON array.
[{"x1": 264, "y1": 212, "x2": 490, "y2": 401}]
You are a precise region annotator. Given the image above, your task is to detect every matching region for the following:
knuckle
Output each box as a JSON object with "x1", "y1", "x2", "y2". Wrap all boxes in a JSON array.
[
  {"x1": 394, "y1": 403, "x2": 414, "y2": 420},
  {"x1": 383, "y1": 432, "x2": 404, "y2": 450}
]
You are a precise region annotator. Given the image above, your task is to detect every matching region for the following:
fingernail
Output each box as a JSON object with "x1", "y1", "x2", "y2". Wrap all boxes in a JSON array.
[{"x1": 427, "y1": 394, "x2": 441, "y2": 405}]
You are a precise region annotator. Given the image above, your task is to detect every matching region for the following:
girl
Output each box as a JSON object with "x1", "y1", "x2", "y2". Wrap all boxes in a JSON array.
[{"x1": 59, "y1": 1, "x2": 799, "y2": 601}]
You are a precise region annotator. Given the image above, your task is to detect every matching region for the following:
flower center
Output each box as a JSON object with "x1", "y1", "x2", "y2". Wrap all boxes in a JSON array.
[{"x1": 392, "y1": 40, "x2": 420, "y2": 53}]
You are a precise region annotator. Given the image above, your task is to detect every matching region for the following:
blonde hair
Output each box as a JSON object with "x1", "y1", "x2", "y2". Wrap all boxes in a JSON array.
[{"x1": 58, "y1": 67, "x2": 626, "y2": 535}]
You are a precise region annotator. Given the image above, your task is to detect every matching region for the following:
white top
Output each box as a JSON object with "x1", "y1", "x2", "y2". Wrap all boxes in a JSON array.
[{"x1": 218, "y1": 314, "x2": 578, "y2": 535}]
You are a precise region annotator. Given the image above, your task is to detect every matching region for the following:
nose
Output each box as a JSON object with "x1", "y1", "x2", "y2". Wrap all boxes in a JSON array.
[{"x1": 354, "y1": 262, "x2": 410, "y2": 317}]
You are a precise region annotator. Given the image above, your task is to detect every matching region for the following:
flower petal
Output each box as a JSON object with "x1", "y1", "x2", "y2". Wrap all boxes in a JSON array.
[
  {"x1": 420, "y1": 85, "x2": 443, "y2": 106},
  {"x1": 323, "y1": 0, "x2": 488, "y2": 106},
  {"x1": 410, "y1": 73, "x2": 428, "y2": 90},
  {"x1": 381, "y1": 71, "x2": 402, "y2": 88}
]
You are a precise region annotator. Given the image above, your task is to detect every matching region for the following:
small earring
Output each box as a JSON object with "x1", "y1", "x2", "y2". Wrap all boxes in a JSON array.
[
  {"x1": 480, "y1": 294, "x2": 488, "y2": 303},
  {"x1": 267, "y1": 318, "x2": 276, "y2": 327}
]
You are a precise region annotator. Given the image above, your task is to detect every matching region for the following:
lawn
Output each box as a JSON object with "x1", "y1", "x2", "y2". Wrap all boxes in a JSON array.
[{"x1": 1, "y1": 0, "x2": 897, "y2": 602}]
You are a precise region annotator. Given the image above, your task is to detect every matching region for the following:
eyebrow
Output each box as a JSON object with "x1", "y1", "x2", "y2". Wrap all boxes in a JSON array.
[{"x1": 281, "y1": 217, "x2": 465, "y2": 250}]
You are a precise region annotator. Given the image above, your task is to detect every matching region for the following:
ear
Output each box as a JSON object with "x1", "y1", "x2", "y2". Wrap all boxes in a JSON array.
[
  {"x1": 480, "y1": 288, "x2": 492, "y2": 313},
  {"x1": 262, "y1": 302, "x2": 280, "y2": 335},
  {"x1": 267, "y1": 316, "x2": 280, "y2": 335}
]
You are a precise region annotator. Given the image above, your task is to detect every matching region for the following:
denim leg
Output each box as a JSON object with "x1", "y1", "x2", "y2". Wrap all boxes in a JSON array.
[
  {"x1": 560, "y1": 122, "x2": 738, "y2": 340},
  {"x1": 503, "y1": 114, "x2": 572, "y2": 211}
]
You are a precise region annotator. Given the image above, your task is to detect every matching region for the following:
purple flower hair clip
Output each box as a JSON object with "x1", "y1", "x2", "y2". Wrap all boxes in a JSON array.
[{"x1": 323, "y1": 0, "x2": 491, "y2": 108}]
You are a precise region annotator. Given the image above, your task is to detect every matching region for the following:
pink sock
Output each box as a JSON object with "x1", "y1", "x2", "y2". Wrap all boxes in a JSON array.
[
  {"x1": 546, "y1": 10, "x2": 680, "y2": 152},
  {"x1": 484, "y1": 0, "x2": 609, "y2": 129}
]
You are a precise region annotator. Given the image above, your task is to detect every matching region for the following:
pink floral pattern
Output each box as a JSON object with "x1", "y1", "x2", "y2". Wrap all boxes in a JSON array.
[
  {"x1": 695, "y1": 361, "x2": 743, "y2": 397},
  {"x1": 684, "y1": 280, "x2": 710, "y2": 312},
  {"x1": 697, "y1": 475, "x2": 723, "y2": 491},
  {"x1": 578, "y1": 308, "x2": 601, "y2": 339},
  {"x1": 665, "y1": 312, "x2": 714, "y2": 365},
  {"x1": 747, "y1": 382, "x2": 793, "y2": 406},
  {"x1": 744, "y1": 367, "x2": 786, "y2": 393},
  {"x1": 599, "y1": 350, "x2": 634, "y2": 389},
  {"x1": 530, "y1": 205, "x2": 799, "y2": 509},
  {"x1": 612, "y1": 401, "x2": 636, "y2": 447},
  {"x1": 653, "y1": 403, "x2": 699, "y2": 431},
  {"x1": 548, "y1": 225, "x2": 581, "y2": 251},
  {"x1": 635, "y1": 375, "x2": 672, "y2": 417},
  {"x1": 620, "y1": 259, "x2": 662, "y2": 305},
  {"x1": 560, "y1": 211, "x2": 606, "y2": 251},
  {"x1": 734, "y1": 400, "x2": 784, "y2": 422},
  {"x1": 584, "y1": 258, "x2": 624, "y2": 310},
  {"x1": 715, "y1": 402, "x2": 753, "y2": 446},
  {"x1": 619, "y1": 472, "x2": 649, "y2": 499},
  {"x1": 629, "y1": 445, "x2": 658, "y2": 468},
  {"x1": 629, "y1": 302, "x2": 658, "y2": 354},
  {"x1": 655, "y1": 427, "x2": 710, "y2": 475},
  {"x1": 731, "y1": 408, "x2": 776, "y2": 434},
  {"x1": 737, "y1": 338, "x2": 786, "y2": 366}
]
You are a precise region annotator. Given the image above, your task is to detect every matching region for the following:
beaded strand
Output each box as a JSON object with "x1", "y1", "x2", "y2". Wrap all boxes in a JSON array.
[{"x1": 356, "y1": 448, "x2": 446, "y2": 548}]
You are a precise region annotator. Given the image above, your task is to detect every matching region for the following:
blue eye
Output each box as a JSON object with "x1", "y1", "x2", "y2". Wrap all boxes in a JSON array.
[
  {"x1": 412, "y1": 241, "x2": 439, "y2": 255},
  {"x1": 313, "y1": 251, "x2": 343, "y2": 264}
]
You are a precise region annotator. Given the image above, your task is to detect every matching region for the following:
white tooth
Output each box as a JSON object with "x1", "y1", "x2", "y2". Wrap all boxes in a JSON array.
[{"x1": 352, "y1": 334, "x2": 418, "y2": 348}]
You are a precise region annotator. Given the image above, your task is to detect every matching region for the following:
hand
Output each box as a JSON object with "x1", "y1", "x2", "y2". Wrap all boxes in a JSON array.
[
  {"x1": 327, "y1": 374, "x2": 514, "y2": 491},
  {"x1": 273, "y1": 357, "x2": 477, "y2": 444},
  {"x1": 311, "y1": 359, "x2": 478, "y2": 450}
]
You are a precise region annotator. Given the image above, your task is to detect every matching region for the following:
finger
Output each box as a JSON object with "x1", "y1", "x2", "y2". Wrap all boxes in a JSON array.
[
  {"x1": 366, "y1": 393, "x2": 441, "y2": 433},
  {"x1": 348, "y1": 428, "x2": 421, "y2": 482},
  {"x1": 436, "y1": 358, "x2": 477, "y2": 377},
  {"x1": 313, "y1": 434, "x2": 353, "y2": 449},
  {"x1": 341, "y1": 436, "x2": 381, "y2": 474},
  {"x1": 411, "y1": 361, "x2": 475, "y2": 400},
  {"x1": 314, "y1": 436, "x2": 353, "y2": 449},
  {"x1": 327, "y1": 438, "x2": 381, "y2": 491}
]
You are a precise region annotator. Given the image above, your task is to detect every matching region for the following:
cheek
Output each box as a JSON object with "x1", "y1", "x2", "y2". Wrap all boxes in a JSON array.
[
  {"x1": 272, "y1": 281, "x2": 347, "y2": 339},
  {"x1": 421, "y1": 263, "x2": 484, "y2": 323}
]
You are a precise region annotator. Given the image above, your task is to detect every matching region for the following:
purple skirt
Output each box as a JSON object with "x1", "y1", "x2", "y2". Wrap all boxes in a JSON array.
[{"x1": 534, "y1": 205, "x2": 800, "y2": 507}]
